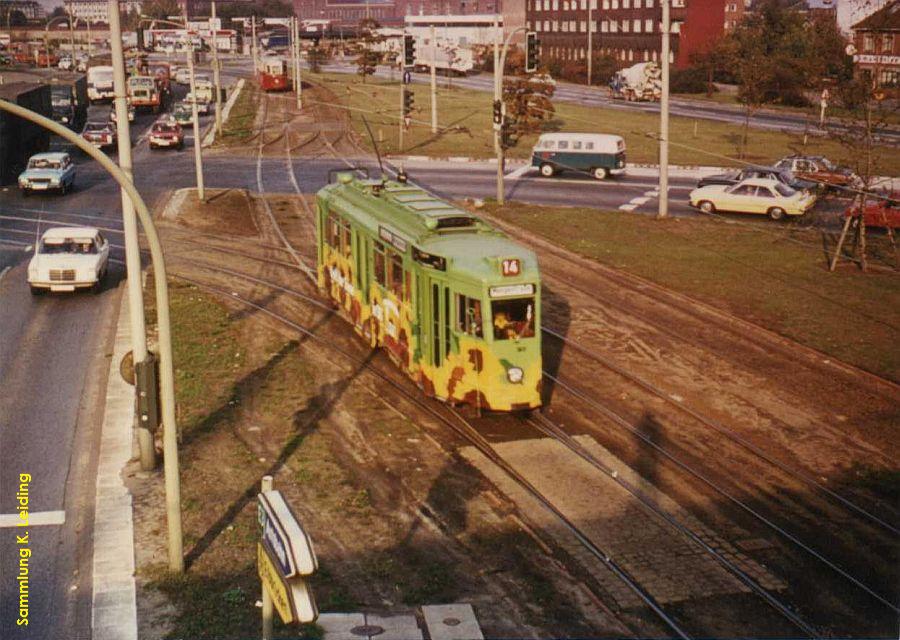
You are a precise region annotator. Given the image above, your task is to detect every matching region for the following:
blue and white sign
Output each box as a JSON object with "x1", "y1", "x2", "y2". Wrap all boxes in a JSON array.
[{"x1": 257, "y1": 490, "x2": 318, "y2": 579}]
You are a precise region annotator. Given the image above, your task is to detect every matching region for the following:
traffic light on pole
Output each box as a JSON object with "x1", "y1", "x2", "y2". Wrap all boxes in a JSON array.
[
  {"x1": 403, "y1": 90, "x2": 415, "y2": 116},
  {"x1": 501, "y1": 117, "x2": 516, "y2": 149},
  {"x1": 403, "y1": 34, "x2": 416, "y2": 67},
  {"x1": 525, "y1": 31, "x2": 539, "y2": 73},
  {"x1": 492, "y1": 99, "x2": 503, "y2": 126}
]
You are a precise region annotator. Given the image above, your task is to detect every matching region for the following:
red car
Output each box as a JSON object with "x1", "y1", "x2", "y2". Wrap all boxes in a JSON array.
[
  {"x1": 81, "y1": 121, "x2": 117, "y2": 149},
  {"x1": 844, "y1": 197, "x2": 900, "y2": 229},
  {"x1": 148, "y1": 121, "x2": 184, "y2": 150}
]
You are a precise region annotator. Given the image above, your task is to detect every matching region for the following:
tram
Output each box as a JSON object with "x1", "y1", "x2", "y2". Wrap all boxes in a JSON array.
[
  {"x1": 316, "y1": 172, "x2": 542, "y2": 411},
  {"x1": 259, "y1": 56, "x2": 290, "y2": 92}
]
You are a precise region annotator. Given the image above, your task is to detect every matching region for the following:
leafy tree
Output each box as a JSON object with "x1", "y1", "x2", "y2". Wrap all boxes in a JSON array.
[
  {"x1": 355, "y1": 18, "x2": 382, "y2": 83},
  {"x1": 50, "y1": 6, "x2": 67, "y2": 19},
  {"x1": 4, "y1": 9, "x2": 27, "y2": 26},
  {"x1": 307, "y1": 44, "x2": 330, "y2": 73},
  {"x1": 501, "y1": 75, "x2": 555, "y2": 150},
  {"x1": 142, "y1": 0, "x2": 180, "y2": 20}
]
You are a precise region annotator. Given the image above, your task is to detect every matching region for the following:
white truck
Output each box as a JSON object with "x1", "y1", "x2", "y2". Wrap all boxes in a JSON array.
[
  {"x1": 398, "y1": 39, "x2": 475, "y2": 75},
  {"x1": 87, "y1": 65, "x2": 115, "y2": 102},
  {"x1": 608, "y1": 62, "x2": 662, "y2": 102}
]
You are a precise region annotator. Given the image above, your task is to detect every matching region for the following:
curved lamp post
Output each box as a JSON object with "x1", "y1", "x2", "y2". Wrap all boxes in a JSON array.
[{"x1": 0, "y1": 99, "x2": 185, "y2": 574}]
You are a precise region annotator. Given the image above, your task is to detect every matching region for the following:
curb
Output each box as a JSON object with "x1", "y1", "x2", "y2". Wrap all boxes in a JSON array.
[
  {"x1": 202, "y1": 78, "x2": 245, "y2": 148},
  {"x1": 90, "y1": 288, "x2": 138, "y2": 640}
]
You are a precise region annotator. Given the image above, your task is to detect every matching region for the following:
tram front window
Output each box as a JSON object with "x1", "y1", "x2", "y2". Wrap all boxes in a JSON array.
[{"x1": 491, "y1": 298, "x2": 535, "y2": 341}]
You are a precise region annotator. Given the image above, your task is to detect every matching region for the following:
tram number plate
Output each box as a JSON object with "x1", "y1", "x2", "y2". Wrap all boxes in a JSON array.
[{"x1": 501, "y1": 259, "x2": 520, "y2": 276}]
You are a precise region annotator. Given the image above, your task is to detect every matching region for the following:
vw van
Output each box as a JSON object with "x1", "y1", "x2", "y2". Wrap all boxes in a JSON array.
[{"x1": 531, "y1": 133, "x2": 626, "y2": 180}]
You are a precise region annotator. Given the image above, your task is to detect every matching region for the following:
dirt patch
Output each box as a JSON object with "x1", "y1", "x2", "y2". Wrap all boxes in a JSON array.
[{"x1": 165, "y1": 189, "x2": 260, "y2": 237}]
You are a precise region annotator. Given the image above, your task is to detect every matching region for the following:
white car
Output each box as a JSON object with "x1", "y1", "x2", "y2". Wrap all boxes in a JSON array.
[
  {"x1": 689, "y1": 177, "x2": 817, "y2": 220},
  {"x1": 174, "y1": 67, "x2": 191, "y2": 84},
  {"x1": 28, "y1": 226, "x2": 110, "y2": 294},
  {"x1": 58, "y1": 56, "x2": 73, "y2": 71}
]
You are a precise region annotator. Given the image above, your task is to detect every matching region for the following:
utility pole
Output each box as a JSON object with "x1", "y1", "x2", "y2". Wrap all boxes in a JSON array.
[
  {"x1": 398, "y1": 82, "x2": 404, "y2": 152},
  {"x1": 108, "y1": 0, "x2": 155, "y2": 472},
  {"x1": 251, "y1": 15, "x2": 258, "y2": 73},
  {"x1": 493, "y1": 16, "x2": 503, "y2": 205},
  {"x1": 430, "y1": 24, "x2": 437, "y2": 133},
  {"x1": 657, "y1": 0, "x2": 670, "y2": 219},
  {"x1": 87, "y1": 19, "x2": 92, "y2": 60},
  {"x1": 587, "y1": 0, "x2": 593, "y2": 86},
  {"x1": 294, "y1": 17, "x2": 302, "y2": 109},
  {"x1": 210, "y1": 1, "x2": 222, "y2": 136},
  {"x1": 260, "y1": 474, "x2": 274, "y2": 639},
  {"x1": 186, "y1": 33, "x2": 205, "y2": 201},
  {"x1": 67, "y1": 10, "x2": 75, "y2": 57}
]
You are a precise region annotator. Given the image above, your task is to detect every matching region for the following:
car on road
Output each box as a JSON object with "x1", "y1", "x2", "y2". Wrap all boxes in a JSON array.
[
  {"x1": 172, "y1": 101, "x2": 193, "y2": 125},
  {"x1": 531, "y1": 132, "x2": 626, "y2": 180},
  {"x1": 81, "y1": 121, "x2": 117, "y2": 148},
  {"x1": 174, "y1": 67, "x2": 191, "y2": 84},
  {"x1": 58, "y1": 55, "x2": 73, "y2": 71},
  {"x1": 108, "y1": 102, "x2": 136, "y2": 123},
  {"x1": 184, "y1": 91, "x2": 210, "y2": 114},
  {"x1": 697, "y1": 166, "x2": 816, "y2": 191},
  {"x1": 27, "y1": 226, "x2": 110, "y2": 294},
  {"x1": 148, "y1": 120, "x2": 184, "y2": 149},
  {"x1": 75, "y1": 52, "x2": 89, "y2": 72},
  {"x1": 689, "y1": 177, "x2": 817, "y2": 220},
  {"x1": 774, "y1": 155, "x2": 856, "y2": 191},
  {"x1": 18, "y1": 152, "x2": 76, "y2": 196},
  {"x1": 844, "y1": 196, "x2": 900, "y2": 229}
]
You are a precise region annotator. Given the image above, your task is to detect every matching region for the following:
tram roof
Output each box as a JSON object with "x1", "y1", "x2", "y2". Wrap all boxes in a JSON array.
[{"x1": 320, "y1": 174, "x2": 540, "y2": 284}]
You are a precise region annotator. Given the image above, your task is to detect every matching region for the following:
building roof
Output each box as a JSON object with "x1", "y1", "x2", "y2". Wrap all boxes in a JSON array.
[{"x1": 852, "y1": 0, "x2": 900, "y2": 30}]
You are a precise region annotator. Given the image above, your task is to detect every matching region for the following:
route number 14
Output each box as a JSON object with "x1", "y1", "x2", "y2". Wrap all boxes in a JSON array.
[{"x1": 501, "y1": 259, "x2": 520, "y2": 276}]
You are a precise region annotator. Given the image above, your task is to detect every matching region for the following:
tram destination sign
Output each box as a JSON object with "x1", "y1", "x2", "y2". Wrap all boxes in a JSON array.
[{"x1": 257, "y1": 490, "x2": 318, "y2": 579}]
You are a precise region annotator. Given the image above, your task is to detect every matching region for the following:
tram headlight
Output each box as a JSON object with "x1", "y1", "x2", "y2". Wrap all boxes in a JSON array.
[{"x1": 507, "y1": 367, "x2": 524, "y2": 384}]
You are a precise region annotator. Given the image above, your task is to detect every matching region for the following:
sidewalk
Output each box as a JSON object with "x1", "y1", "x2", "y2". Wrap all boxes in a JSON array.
[{"x1": 91, "y1": 288, "x2": 138, "y2": 640}]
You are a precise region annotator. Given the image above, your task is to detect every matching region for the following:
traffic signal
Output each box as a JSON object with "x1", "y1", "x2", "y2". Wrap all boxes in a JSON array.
[
  {"x1": 403, "y1": 34, "x2": 416, "y2": 67},
  {"x1": 501, "y1": 116, "x2": 517, "y2": 150},
  {"x1": 525, "y1": 32, "x2": 539, "y2": 73},
  {"x1": 403, "y1": 90, "x2": 415, "y2": 116},
  {"x1": 492, "y1": 99, "x2": 503, "y2": 125}
]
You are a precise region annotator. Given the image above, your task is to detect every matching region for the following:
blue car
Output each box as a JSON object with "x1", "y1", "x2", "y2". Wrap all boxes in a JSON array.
[{"x1": 18, "y1": 152, "x2": 76, "y2": 196}]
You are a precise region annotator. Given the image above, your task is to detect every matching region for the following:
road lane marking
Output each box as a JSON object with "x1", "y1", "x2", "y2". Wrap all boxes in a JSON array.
[
  {"x1": 0, "y1": 266, "x2": 10, "y2": 283},
  {"x1": 0, "y1": 510, "x2": 66, "y2": 527},
  {"x1": 618, "y1": 203, "x2": 638, "y2": 211},
  {"x1": 505, "y1": 165, "x2": 533, "y2": 180},
  {"x1": 631, "y1": 197, "x2": 650, "y2": 206}
]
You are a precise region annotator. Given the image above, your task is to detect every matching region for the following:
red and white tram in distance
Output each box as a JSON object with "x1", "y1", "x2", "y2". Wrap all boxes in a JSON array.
[{"x1": 259, "y1": 56, "x2": 290, "y2": 92}]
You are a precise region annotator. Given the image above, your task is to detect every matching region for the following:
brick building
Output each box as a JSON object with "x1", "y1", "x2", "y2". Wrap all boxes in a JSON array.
[
  {"x1": 292, "y1": 0, "x2": 504, "y2": 27},
  {"x1": 851, "y1": 0, "x2": 900, "y2": 95},
  {"x1": 63, "y1": 1, "x2": 143, "y2": 23},
  {"x1": 526, "y1": 0, "x2": 739, "y2": 71}
]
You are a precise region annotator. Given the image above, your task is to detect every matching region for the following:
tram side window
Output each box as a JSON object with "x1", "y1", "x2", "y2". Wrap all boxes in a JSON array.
[
  {"x1": 327, "y1": 213, "x2": 340, "y2": 248},
  {"x1": 389, "y1": 253, "x2": 404, "y2": 298},
  {"x1": 340, "y1": 220, "x2": 352, "y2": 257},
  {"x1": 492, "y1": 297, "x2": 536, "y2": 340},
  {"x1": 373, "y1": 241, "x2": 387, "y2": 287},
  {"x1": 455, "y1": 294, "x2": 483, "y2": 338}
]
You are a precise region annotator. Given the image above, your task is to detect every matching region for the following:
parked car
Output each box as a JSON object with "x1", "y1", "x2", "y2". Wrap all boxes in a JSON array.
[
  {"x1": 689, "y1": 177, "x2": 817, "y2": 220},
  {"x1": 697, "y1": 166, "x2": 816, "y2": 191},
  {"x1": 172, "y1": 101, "x2": 193, "y2": 126},
  {"x1": 844, "y1": 196, "x2": 900, "y2": 229},
  {"x1": 108, "y1": 102, "x2": 135, "y2": 123},
  {"x1": 81, "y1": 121, "x2": 117, "y2": 148},
  {"x1": 174, "y1": 67, "x2": 191, "y2": 84},
  {"x1": 148, "y1": 120, "x2": 184, "y2": 149},
  {"x1": 75, "y1": 52, "x2": 89, "y2": 72},
  {"x1": 531, "y1": 132, "x2": 626, "y2": 180},
  {"x1": 58, "y1": 55, "x2": 73, "y2": 71},
  {"x1": 774, "y1": 155, "x2": 856, "y2": 191},
  {"x1": 18, "y1": 152, "x2": 76, "y2": 196},
  {"x1": 27, "y1": 226, "x2": 109, "y2": 294}
]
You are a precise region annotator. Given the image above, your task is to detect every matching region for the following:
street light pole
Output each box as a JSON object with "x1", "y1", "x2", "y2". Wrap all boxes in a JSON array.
[
  {"x1": 657, "y1": 0, "x2": 670, "y2": 219},
  {"x1": 494, "y1": 24, "x2": 528, "y2": 206},
  {"x1": 251, "y1": 15, "x2": 258, "y2": 73},
  {"x1": 430, "y1": 24, "x2": 437, "y2": 133},
  {"x1": 587, "y1": 0, "x2": 593, "y2": 86},
  {"x1": 210, "y1": 1, "x2": 222, "y2": 137},
  {"x1": 108, "y1": 0, "x2": 155, "y2": 471},
  {"x1": 186, "y1": 35, "x2": 206, "y2": 201}
]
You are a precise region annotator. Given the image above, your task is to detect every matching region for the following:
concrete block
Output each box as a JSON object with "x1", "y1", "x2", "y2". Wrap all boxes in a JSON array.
[
  {"x1": 365, "y1": 614, "x2": 422, "y2": 639},
  {"x1": 317, "y1": 613, "x2": 366, "y2": 640},
  {"x1": 422, "y1": 604, "x2": 484, "y2": 640}
]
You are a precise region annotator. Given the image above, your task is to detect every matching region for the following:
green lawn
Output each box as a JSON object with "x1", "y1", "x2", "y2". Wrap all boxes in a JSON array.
[
  {"x1": 218, "y1": 80, "x2": 260, "y2": 145},
  {"x1": 487, "y1": 203, "x2": 900, "y2": 381},
  {"x1": 307, "y1": 72, "x2": 900, "y2": 174}
]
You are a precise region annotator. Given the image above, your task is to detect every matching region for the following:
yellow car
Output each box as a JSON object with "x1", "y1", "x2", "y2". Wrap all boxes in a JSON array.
[{"x1": 689, "y1": 177, "x2": 817, "y2": 220}]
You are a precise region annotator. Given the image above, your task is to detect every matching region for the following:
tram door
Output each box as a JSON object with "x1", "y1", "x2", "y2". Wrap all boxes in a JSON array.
[{"x1": 424, "y1": 277, "x2": 452, "y2": 369}]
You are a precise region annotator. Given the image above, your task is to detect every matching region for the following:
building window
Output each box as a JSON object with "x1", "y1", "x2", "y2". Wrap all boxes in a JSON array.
[
  {"x1": 552, "y1": 0, "x2": 558, "y2": 8},
  {"x1": 601, "y1": 19, "x2": 609, "y2": 31},
  {"x1": 580, "y1": 20, "x2": 587, "y2": 31},
  {"x1": 645, "y1": 0, "x2": 653, "y2": 6},
  {"x1": 727, "y1": 2, "x2": 737, "y2": 10},
  {"x1": 644, "y1": 50, "x2": 649, "y2": 60},
  {"x1": 562, "y1": 0, "x2": 568, "y2": 9},
  {"x1": 863, "y1": 34, "x2": 874, "y2": 53},
  {"x1": 635, "y1": 0, "x2": 642, "y2": 6},
  {"x1": 553, "y1": 20, "x2": 559, "y2": 30},
  {"x1": 633, "y1": 19, "x2": 641, "y2": 31},
  {"x1": 645, "y1": 18, "x2": 653, "y2": 31},
  {"x1": 591, "y1": 0, "x2": 597, "y2": 8},
  {"x1": 590, "y1": 20, "x2": 597, "y2": 32},
  {"x1": 672, "y1": 0, "x2": 684, "y2": 6},
  {"x1": 879, "y1": 69, "x2": 899, "y2": 87},
  {"x1": 882, "y1": 34, "x2": 894, "y2": 52},
  {"x1": 622, "y1": 19, "x2": 629, "y2": 32},
  {"x1": 628, "y1": 49, "x2": 634, "y2": 61},
  {"x1": 602, "y1": 0, "x2": 609, "y2": 8},
  {"x1": 609, "y1": 19, "x2": 617, "y2": 31},
  {"x1": 611, "y1": 0, "x2": 618, "y2": 8},
  {"x1": 672, "y1": 21, "x2": 681, "y2": 32},
  {"x1": 544, "y1": 19, "x2": 550, "y2": 30},
  {"x1": 571, "y1": 20, "x2": 577, "y2": 30},
  {"x1": 623, "y1": 0, "x2": 630, "y2": 6}
]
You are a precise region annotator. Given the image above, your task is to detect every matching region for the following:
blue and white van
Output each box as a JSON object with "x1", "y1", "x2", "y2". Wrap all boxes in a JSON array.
[{"x1": 531, "y1": 133, "x2": 626, "y2": 180}]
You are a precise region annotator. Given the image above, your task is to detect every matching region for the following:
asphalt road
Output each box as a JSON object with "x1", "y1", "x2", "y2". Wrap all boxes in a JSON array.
[
  {"x1": 310, "y1": 60, "x2": 900, "y2": 146},
  {"x1": 0, "y1": 70, "x2": 222, "y2": 639}
]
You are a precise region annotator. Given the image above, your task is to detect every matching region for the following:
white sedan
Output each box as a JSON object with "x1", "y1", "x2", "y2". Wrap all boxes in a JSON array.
[
  {"x1": 689, "y1": 177, "x2": 817, "y2": 220},
  {"x1": 28, "y1": 226, "x2": 110, "y2": 294}
]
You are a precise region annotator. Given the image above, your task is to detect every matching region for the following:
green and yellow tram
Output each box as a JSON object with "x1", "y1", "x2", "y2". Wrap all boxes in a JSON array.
[{"x1": 316, "y1": 172, "x2": 542, "y2": 411}]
